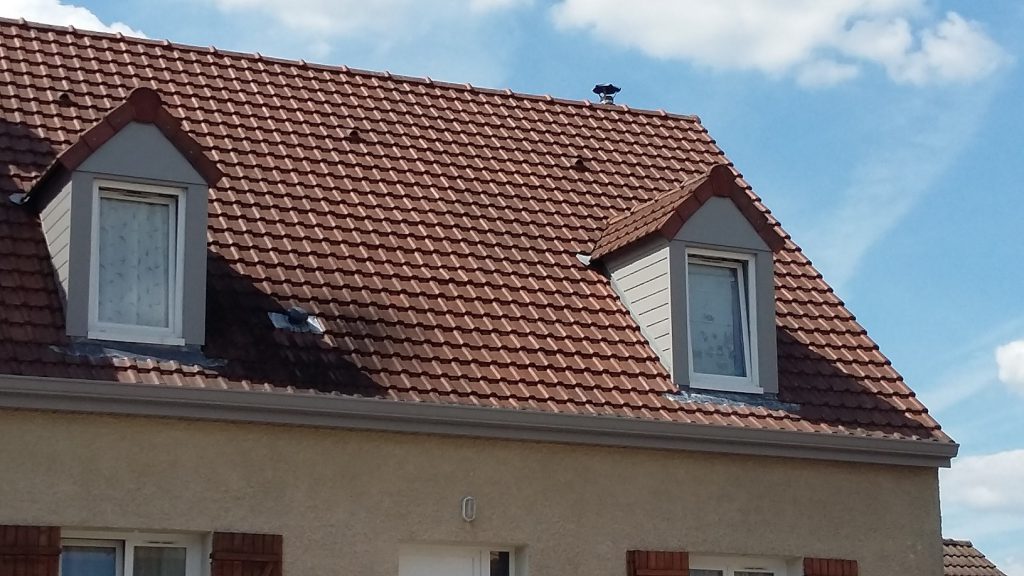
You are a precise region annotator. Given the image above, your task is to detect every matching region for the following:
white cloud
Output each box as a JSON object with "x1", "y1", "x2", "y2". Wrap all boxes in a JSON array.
[
  {"x1": 550, "y1": 0, "x2": 1007, "y2": 87},
  {"x1": 211, "y1": 0, "x2": 525, "y2": 38},
  {"x1": 468, "y1": 0, "x2": 532, "y2": 13},
  {"x1": 1, "y1": 0, "x2": 144, "y2": 36},
  {"x1": 942, "y1": 450, "x2": 1024, "y2": 576},
  {"x1": 996, "y1": 340, "x2": 1024, "y2": 394},
  {"x1": 890, "y1": 13, "x2": 1007, "y2": 85},
  {"x1": 1001, "y1": 557, "x2": 1024, "y2": 576},
  {"x1": 942, "y1": 450, "x2": 1024, "y2": 513},
  {"x1": 795, "y1": 59, "x2": 861, "y2": 88}
]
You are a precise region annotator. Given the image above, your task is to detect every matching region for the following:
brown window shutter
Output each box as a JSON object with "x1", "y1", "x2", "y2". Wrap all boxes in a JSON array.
[
  {"x1": 803, "y1": 557, "x2": 858, "y2": 576},
  {"x1": 0, "y1": 525, "x2": 61, "y2": 576},
  {"x1": 627, "y1": 550, "x2": 689, "y2": 576},
  {"x1": 211, "y1": 532, "x2": 283, "y2": 576}
]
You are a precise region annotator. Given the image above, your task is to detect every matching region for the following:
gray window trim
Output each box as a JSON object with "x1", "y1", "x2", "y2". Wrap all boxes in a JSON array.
[
  {"x1": 685, "y1": 248, "x2": 760, "y2": 393},
  {"x1": 87, "y1": 181, "x2": 187, "y2": 346}
]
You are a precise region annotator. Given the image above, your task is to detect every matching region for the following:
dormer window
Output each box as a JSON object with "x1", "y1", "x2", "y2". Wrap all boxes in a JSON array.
[
  {"x1": 685, "y1": 248, "x2": 758, "y2": 392},
  {"x1": 592, "y1": 164, "x2": 785, "y2": 395},
  {"x1": 26, "y1": 88, "x2": 222, "y2": 348},
  {"x1": 89, "y1": 181, "x2": 186, "y2": 345}
]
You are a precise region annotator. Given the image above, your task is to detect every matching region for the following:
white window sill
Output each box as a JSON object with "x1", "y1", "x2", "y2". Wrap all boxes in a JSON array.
[
  {"x1": 87, "y1": 330, "x2": 186, "y2": 347},
  {"x1": 690, "y1": 375, "x2": 763, "y2": 395}
]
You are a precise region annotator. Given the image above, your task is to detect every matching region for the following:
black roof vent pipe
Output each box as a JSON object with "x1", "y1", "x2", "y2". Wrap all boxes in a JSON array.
[{"x1": 593, "y1": 83, "x2": 621, "y2": 104}]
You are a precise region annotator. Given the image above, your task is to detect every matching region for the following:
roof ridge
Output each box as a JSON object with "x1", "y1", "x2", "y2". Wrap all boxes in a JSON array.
[{"x1": 1, "y1": 16, "x2": 703, "y2": 124}]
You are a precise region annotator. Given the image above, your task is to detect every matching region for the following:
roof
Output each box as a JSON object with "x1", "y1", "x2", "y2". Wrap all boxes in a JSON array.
[
  {"x1": 25, "y1": 86, "x2": 223, "y2": 196},
  {"x1": 590, "y1": 163, "x2": 786, "y2": 260},
  {"x1": 943, "y1": 539, "x2": 1008, "y2": 576},
  {"x1": 0, "y1": 18, "x2": 950, "y2": 445}
]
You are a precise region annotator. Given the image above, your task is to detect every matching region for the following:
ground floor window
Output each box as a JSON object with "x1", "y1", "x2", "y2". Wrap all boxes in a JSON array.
[
  {"x1": 61, "y1": 532, "x2": 202, "y2": 576},
  {"x1": 399, "y1": 545, "x2": 514, "y2": 576},
  {"x1": 689, "y1": 555, "x2": 794, "y2": 576}
]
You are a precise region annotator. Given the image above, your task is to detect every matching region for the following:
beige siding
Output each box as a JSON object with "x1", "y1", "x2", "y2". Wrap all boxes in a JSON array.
[
  {"x1": 38, "y1": 181, "x2": 73, "y2": 300},
  {"x1": 608, "y1": 239, "x2": 673, "y2": 372},
  {"x1": 0, "y1": 410, "x2": 943, "y2": 576}
]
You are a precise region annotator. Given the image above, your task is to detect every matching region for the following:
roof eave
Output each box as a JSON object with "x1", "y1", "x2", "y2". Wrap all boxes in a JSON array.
[{"x1": 0, "y1": 374, "x2": 959, "y2": 468}]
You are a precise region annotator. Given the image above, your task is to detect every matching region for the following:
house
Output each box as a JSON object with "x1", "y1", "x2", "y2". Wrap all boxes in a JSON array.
[
  {"x1": 0, "y1": 17, "x2": 958, "y2": 576},
  {"x1": 943, "y1": 539, "x2": 1008, "y2": 576}
]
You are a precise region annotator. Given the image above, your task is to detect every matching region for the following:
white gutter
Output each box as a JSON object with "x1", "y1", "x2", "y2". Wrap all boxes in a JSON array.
[{"x1": 0, "y1": 374, "x2": 957, "y2": 467}]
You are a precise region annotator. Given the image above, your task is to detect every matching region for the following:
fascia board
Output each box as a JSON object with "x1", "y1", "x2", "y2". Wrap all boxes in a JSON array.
[{"x1": 0, "y1": 374, "x2": 957, "y2": 468}]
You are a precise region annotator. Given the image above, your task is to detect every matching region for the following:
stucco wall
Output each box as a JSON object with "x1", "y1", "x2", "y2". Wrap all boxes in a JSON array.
[{"x1": 0, "y1": 409, "x2": 942, "y2": 575}]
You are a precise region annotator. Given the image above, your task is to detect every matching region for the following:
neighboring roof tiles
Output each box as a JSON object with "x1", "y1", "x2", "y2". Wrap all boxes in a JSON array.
[
  {"x1": 943, "y1": 539, "x2": 1008, "y2": 576},
  {"x1": 0, "y1": 18, "x2": 950, "y2": 445},
  {"x1": 590, "y1": 163, "x2": 787, "y2": 260}
]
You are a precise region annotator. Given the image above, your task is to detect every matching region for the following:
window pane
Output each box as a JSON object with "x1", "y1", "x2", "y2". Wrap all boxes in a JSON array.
[
  {"x1": 133, "y1": 546, "x2": 186, "y2": 576},
  {"x1": 690, "y1": 570, "x2": 725, "y2": 576},
  {"x1": 62, "y1": 545, "x2": 117, "y2": 576},
  {"x1": 735, "y1": 572, "x2": 775, "y2": 576},
  {"x1": 688, "y1": 262, "x2": 747, "y2": 377},
  {"x1": 98, "y1": 195, "x2": 172, "y2": 328},
  {"x1": 490, "y1": 551, "x2": 510, "y2": 576}
]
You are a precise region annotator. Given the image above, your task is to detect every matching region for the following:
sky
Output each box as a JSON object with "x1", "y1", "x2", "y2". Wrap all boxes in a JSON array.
[{"x1": 2, "y1": 0, "x2": 1022, "y2": 571}]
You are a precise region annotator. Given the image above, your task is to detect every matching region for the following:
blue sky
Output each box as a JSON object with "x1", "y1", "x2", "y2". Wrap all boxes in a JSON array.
[{"x1": 4, "y1": 0, "x2": 1022, "y2": 571}]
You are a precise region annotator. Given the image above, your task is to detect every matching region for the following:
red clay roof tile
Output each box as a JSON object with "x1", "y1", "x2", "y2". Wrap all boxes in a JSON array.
[
  {"x1": 943, "y1": 539, "x2": 1008, "y2": 576},
  {"x1": 0, "y1": 18, "x2": 949, "y2": 444},
  {"x1": 589, "y1": 164, "x2": 787, "y2": 260}
]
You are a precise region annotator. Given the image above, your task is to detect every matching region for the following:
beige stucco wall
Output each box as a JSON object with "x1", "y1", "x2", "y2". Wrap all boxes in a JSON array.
[{"x1": 0, "y1": 409, "x2": 942, "y2": 575}]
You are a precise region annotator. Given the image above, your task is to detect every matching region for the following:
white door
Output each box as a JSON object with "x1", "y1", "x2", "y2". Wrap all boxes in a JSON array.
[{"x1": 399, "y1": 546, "x2": 512, "y2": 576}]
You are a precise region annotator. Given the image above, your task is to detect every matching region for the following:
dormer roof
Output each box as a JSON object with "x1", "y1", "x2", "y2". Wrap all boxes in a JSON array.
[
  {"x1": 590, "y1": 164, "x2": 788, "y2": 261},
  {"x1": 0, "y1": 18, "x2": 953, "y2": 453},
  {"x1": 21, "y1": 87, "x2": 222, "y2": 200}
]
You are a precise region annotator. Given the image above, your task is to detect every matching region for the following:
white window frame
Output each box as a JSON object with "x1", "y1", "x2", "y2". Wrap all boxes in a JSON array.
[
  {"x1": 684, "y1": 247, "x2": 760, "y2": 393},
  {"x1": 61, "y1": 530, "x2": 203, "y2": 576},
  {"x1": 689, "y1": 554, "x2": 792, "y2": 576},
  {"x1": 88, "y1": 180, "x2": 187, "y2": 345},
  {"x1": 398, "y1": 544, "x2": 516, "y2": 576}
]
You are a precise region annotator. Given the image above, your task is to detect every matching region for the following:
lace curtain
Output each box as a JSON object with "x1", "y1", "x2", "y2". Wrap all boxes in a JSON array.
[{"x1": 97, "y1": 196, "x2": 173, "y2": 328}]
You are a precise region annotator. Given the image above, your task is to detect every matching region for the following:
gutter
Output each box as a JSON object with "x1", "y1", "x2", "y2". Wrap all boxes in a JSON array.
[{"x1": 0, "y1": 374, "x2": 958, "y2": 468}]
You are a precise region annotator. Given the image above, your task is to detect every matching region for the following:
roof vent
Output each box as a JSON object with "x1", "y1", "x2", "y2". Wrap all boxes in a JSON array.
[
  {"x1": 286, "y1": 306, "x2": 309, "y2": 326},
  {"x1": 268, "y1": 307, "x2": 325, "y2": 334},
  {"x1": 593, "y1": 83, "x2": 621, "y2": 105}
]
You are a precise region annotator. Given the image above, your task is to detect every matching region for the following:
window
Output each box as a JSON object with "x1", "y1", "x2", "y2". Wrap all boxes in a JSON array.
[
  {"x1": 89, "y1": 181, "x2": 186, "y2": 345},
  {"x1": 690, "y1": 555, "x2": 791, "y2": 576},
  {"x1": 61, "y1": 532, "x2": 202, "y2": 576},
  {"x1": 399, "y1": 545, "x2": 514, "y2": 576},
  {"x1": 685, "y1": 248, "x2": 759, "y2": 392}
]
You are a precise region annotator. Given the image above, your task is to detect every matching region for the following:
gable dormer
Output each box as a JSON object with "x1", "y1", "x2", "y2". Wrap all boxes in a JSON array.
[
  {"x1": 26, "y1": 88, "x2": 222, "y2": 347},
  {"x1": 592, "y1": 164, "x2": 786, "y2": 394}
]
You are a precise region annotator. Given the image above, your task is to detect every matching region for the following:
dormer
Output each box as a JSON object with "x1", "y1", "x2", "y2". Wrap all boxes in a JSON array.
[
  {"x1": 591, "y1": 164, "x2": 787, "y2": 394},
  {"x1": 24, "y1": 88, "x2": 222, "y2": 347}
]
